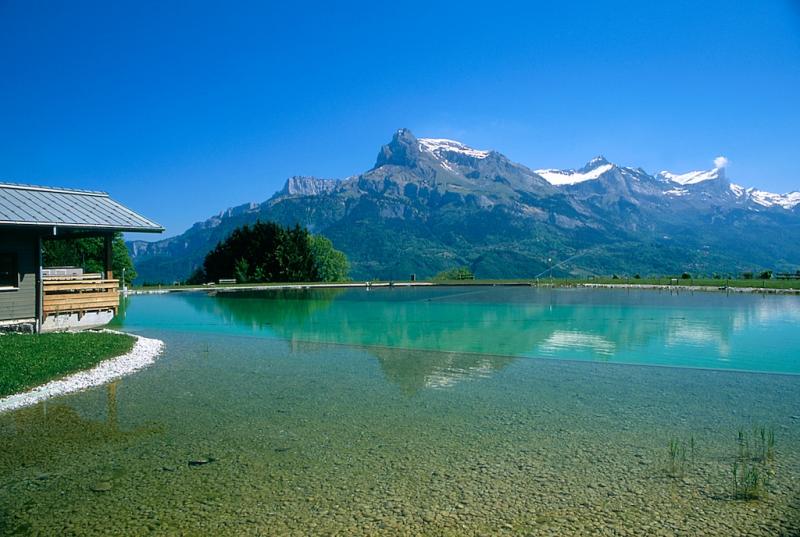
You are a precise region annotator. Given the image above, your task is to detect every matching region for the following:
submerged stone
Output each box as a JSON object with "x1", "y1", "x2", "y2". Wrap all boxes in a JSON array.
[
  {"x1": 91, "y1": 481, "x2": 112, "y2": 492},
  {"x1": 188, "y1": 457, "x2": 215, "y2": 466}
]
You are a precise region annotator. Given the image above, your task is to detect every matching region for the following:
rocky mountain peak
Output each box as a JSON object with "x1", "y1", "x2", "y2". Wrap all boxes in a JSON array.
[
  {"x1": 278, "y1": 176, "x2": 339, "y2": 197},
  {"x1": 579, "y1": 156, "x2": 611, "y2": 173},
  {"x1": 374, "y1": 128, "x2": 422, "y2": 169}
]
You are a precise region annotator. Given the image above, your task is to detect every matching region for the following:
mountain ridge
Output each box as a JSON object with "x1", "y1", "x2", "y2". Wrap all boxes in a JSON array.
[{"x1": 128, "y1": 129, "x2": 800, "y2": 283}]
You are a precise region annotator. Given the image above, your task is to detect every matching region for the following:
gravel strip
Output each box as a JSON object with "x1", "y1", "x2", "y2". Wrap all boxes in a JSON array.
[{"x1": 0, "y1": 331, "x2": 164, "y2": 414}]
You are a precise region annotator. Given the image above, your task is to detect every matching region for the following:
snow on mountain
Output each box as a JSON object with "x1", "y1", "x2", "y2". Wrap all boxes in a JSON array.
[
  {"x1": 728, "y1": 181, "x2": 799, "y2": 209},
  {"x1": 729, "y1": 183, "x2": 745, "y2": 197},
  {"x1": 658, "y1": 170, "x2": 800, "y2": 209},
  {"x1": 664, "y1": 187, "x2": 689, "y2": 197},
  {"x1": 747, "y1": 189, "x2": 800, "y2": 209},
  {"x1": 418, "y1": 138, "x2": 490, "y2": 160},
  {"x1": 535, "y1": 157, "x2": 615, "y2": 186},
  {"x1": 658, "y1": 168, "x2": 723, "y2": 185}
]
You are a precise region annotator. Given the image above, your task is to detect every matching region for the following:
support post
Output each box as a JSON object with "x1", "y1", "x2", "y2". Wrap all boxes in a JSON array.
[
  {"x1": 36, "y1": 234, "x2": 43, "y2": 333},
  {"x1": 103, "y1": 233, "x2": 113, "y2": 279}
]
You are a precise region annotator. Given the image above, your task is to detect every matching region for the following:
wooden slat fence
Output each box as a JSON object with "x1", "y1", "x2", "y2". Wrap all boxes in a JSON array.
[{"x1": 42, "y1": 276, "x2": 119, "y2": 317}]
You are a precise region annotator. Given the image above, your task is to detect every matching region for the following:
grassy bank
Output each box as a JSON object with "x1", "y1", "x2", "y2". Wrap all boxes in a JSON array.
[
  {"x1": 0, "y1": 332, "x2": 136, "y2": 398},
  {"x1": 132, "y1": 276, "x2": 800, "y2": 293}
]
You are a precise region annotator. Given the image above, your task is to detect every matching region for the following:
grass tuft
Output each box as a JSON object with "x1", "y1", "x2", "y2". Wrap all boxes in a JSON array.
[
  {"x1": 666, "y1": 436, "x2": 690, "y2": 478},
  {"x1": 730, "y1": 425, "x2": 775, "y2": 500}
]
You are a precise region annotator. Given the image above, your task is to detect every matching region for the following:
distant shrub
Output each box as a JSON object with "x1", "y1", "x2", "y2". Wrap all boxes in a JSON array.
[
  {"x1": 681, "y1": 272, "x2": 691, "y2": 279},
  {"x1": 434, "y1": 267, "x2": 474, "y2": 280},
  {"x1": 713, "y1": 273, "x2": 721, "y2": 280},
  {"x1": 611, "y1": 274, "x2": 620, "y2": 280},
  {"x1": 759, "y1": 270, "x2": 773, "y2": 280},
  {"x1": 633, "y1": 274, "x2": 641, "y2": 279},
  {"x1": 742, "y1": 271, "x2": 754, "y2": 280}
]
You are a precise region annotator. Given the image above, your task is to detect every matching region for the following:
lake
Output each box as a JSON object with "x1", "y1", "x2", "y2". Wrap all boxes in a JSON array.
[{"x1": 1, "y1": 287, "x2": 799, "y2": 535}]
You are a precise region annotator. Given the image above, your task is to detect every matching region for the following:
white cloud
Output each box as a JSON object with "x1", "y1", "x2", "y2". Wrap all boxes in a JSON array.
[{"x1": 714, "y1": 156, "x2": 729, "y2": 169}]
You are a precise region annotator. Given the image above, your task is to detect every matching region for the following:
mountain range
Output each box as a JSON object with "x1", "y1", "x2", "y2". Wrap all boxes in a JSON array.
[{"x1": 128, "y1": 129, "x2": 800, "y2": 283}]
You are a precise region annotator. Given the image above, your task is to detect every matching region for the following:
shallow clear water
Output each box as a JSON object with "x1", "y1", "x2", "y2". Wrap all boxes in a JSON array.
[{"x1": 1, "y1": 287, "x2": 800, "y2": 536}]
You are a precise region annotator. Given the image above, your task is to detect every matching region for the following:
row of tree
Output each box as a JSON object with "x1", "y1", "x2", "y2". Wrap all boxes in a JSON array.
[{"x1": 188, "y1": 221, "x2": 349, "y2": 284}]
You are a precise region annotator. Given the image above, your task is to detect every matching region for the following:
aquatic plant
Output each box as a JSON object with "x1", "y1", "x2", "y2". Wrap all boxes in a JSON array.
[
  {"x1": 737, "y1": 425, "x2": 776, "y2": 463},
  {"x1": 730, "y1": 425, "x2": 775, "y2": 500},
  {"x1": 755, "y1": 425, "x2": 775, "y2": 463},
  {"x1": 737, "y1": 427, "x2": 748, "y2": 460},
  {"x1": 731, "y1": 459, "x2": 768, "y2": 500},
  {"x1": 666, "y1": 437, "x2": 689, "y2": 478}
]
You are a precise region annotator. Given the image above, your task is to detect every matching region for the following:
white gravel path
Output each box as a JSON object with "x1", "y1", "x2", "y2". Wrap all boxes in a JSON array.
[{"x1": 0, "y1": 331, "x2": 164, "y2": 414}]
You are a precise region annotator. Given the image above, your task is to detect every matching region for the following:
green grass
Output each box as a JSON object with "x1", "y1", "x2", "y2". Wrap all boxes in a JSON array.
[{"x1": 0, "y1": 332, "x2": 136, "y2": 398}]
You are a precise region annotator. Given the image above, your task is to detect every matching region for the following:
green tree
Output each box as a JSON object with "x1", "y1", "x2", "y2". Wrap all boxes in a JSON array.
[
  {"x1": 234, "y1": 258, "x2": 250, "y2": 283},
  {"x1": 310, "y1": 235, "x2": 350, "y2": 282},
  {"x1": 278, "y1": 224, "x2": 316, "y2": 282},
  {"x1": 198, "y1": 221, "x2": 349, "y2": 284},
  {"x1": 42, "y1": 233, "x2": 137, "y2": 285}
]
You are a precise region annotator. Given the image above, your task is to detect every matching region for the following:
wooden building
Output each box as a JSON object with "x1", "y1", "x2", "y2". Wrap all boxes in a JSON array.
[{"x1": 0, "y1": 182, "x2": 163, "y2": 332}]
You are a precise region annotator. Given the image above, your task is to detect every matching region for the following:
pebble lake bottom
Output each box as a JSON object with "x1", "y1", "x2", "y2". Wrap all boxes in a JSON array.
[{"x1": 1, "y1": 287, "x2": 799, "y2": 535}]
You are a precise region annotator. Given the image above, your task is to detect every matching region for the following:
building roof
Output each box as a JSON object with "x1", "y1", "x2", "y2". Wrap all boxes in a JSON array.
[{"x1": 0, "y1": 182, "x2": 163, "y2": 233}]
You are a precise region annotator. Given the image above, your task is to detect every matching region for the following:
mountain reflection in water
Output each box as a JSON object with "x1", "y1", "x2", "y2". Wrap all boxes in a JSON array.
[{"x1": 114, "y1": 287, "x2": 800, "y2": 386}]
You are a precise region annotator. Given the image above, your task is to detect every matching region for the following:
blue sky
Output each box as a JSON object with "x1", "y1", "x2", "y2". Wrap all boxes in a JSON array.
[{"x1": 1, "y1": 1, "x2": 799, "y2": 238}]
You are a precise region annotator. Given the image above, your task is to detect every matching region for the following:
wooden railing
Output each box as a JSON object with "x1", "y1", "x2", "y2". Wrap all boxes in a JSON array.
[{"x1": 42, "y1": 275, "x2": 120, "y2": 317}]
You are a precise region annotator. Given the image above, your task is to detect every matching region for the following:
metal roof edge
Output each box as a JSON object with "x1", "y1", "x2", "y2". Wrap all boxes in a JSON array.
[
  {"x1": 0, "y1": 221, "x2": 165, "y2": 233},
  {"x1": 0, "y1": 182, "x2": 109, "y2": 196}
]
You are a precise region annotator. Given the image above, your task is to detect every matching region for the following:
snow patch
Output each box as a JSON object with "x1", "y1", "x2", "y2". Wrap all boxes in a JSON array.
[
  {"x1": 729, "y1": 183, "x2": 745, "y2": 197},
  {"x1": 729, "y1": 182, "x2": 800, "y2": 209},
  {"x1": 418, "y1": 138, "x2": 490, "y2": 160},
  {"x1": 659, "y1": 168, "x2": 721, "y2": 185},
  {"x1": 749, "y1": 189, "x2": 800, "y2": 209},
  {"x1": 665, "y1": 188, "x2": 689, "y2": 197},
  {"x1": 535, "y1": 164, "x2": 614, "y2": 186}
]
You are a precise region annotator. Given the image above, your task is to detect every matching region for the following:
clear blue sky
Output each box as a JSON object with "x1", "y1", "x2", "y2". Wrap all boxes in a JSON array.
[{"x1": 2, "y1": 1, "x2": 799, "y2": 238}]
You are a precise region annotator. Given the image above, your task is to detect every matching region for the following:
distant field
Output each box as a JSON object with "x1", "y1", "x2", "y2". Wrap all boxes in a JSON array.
[
  {"x1": 135, "y1": 277, "x2": 800, "y2": 292},
  {"x1": 429, "y1": 277, "x2": 800, "y2": 290}
]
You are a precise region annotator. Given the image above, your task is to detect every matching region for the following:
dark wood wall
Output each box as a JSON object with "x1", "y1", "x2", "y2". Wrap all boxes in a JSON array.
[{"x1": 0, "y1": 230, "x2": 38, "y2": 322}]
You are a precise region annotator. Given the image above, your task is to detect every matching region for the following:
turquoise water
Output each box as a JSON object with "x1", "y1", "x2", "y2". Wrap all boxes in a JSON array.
[
  {"x1": 1, "y1": 287, "x2": 799, "y2": 535},
  {"x1": 118, "y1": 287, "x2": 800, "y2": 375}
]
